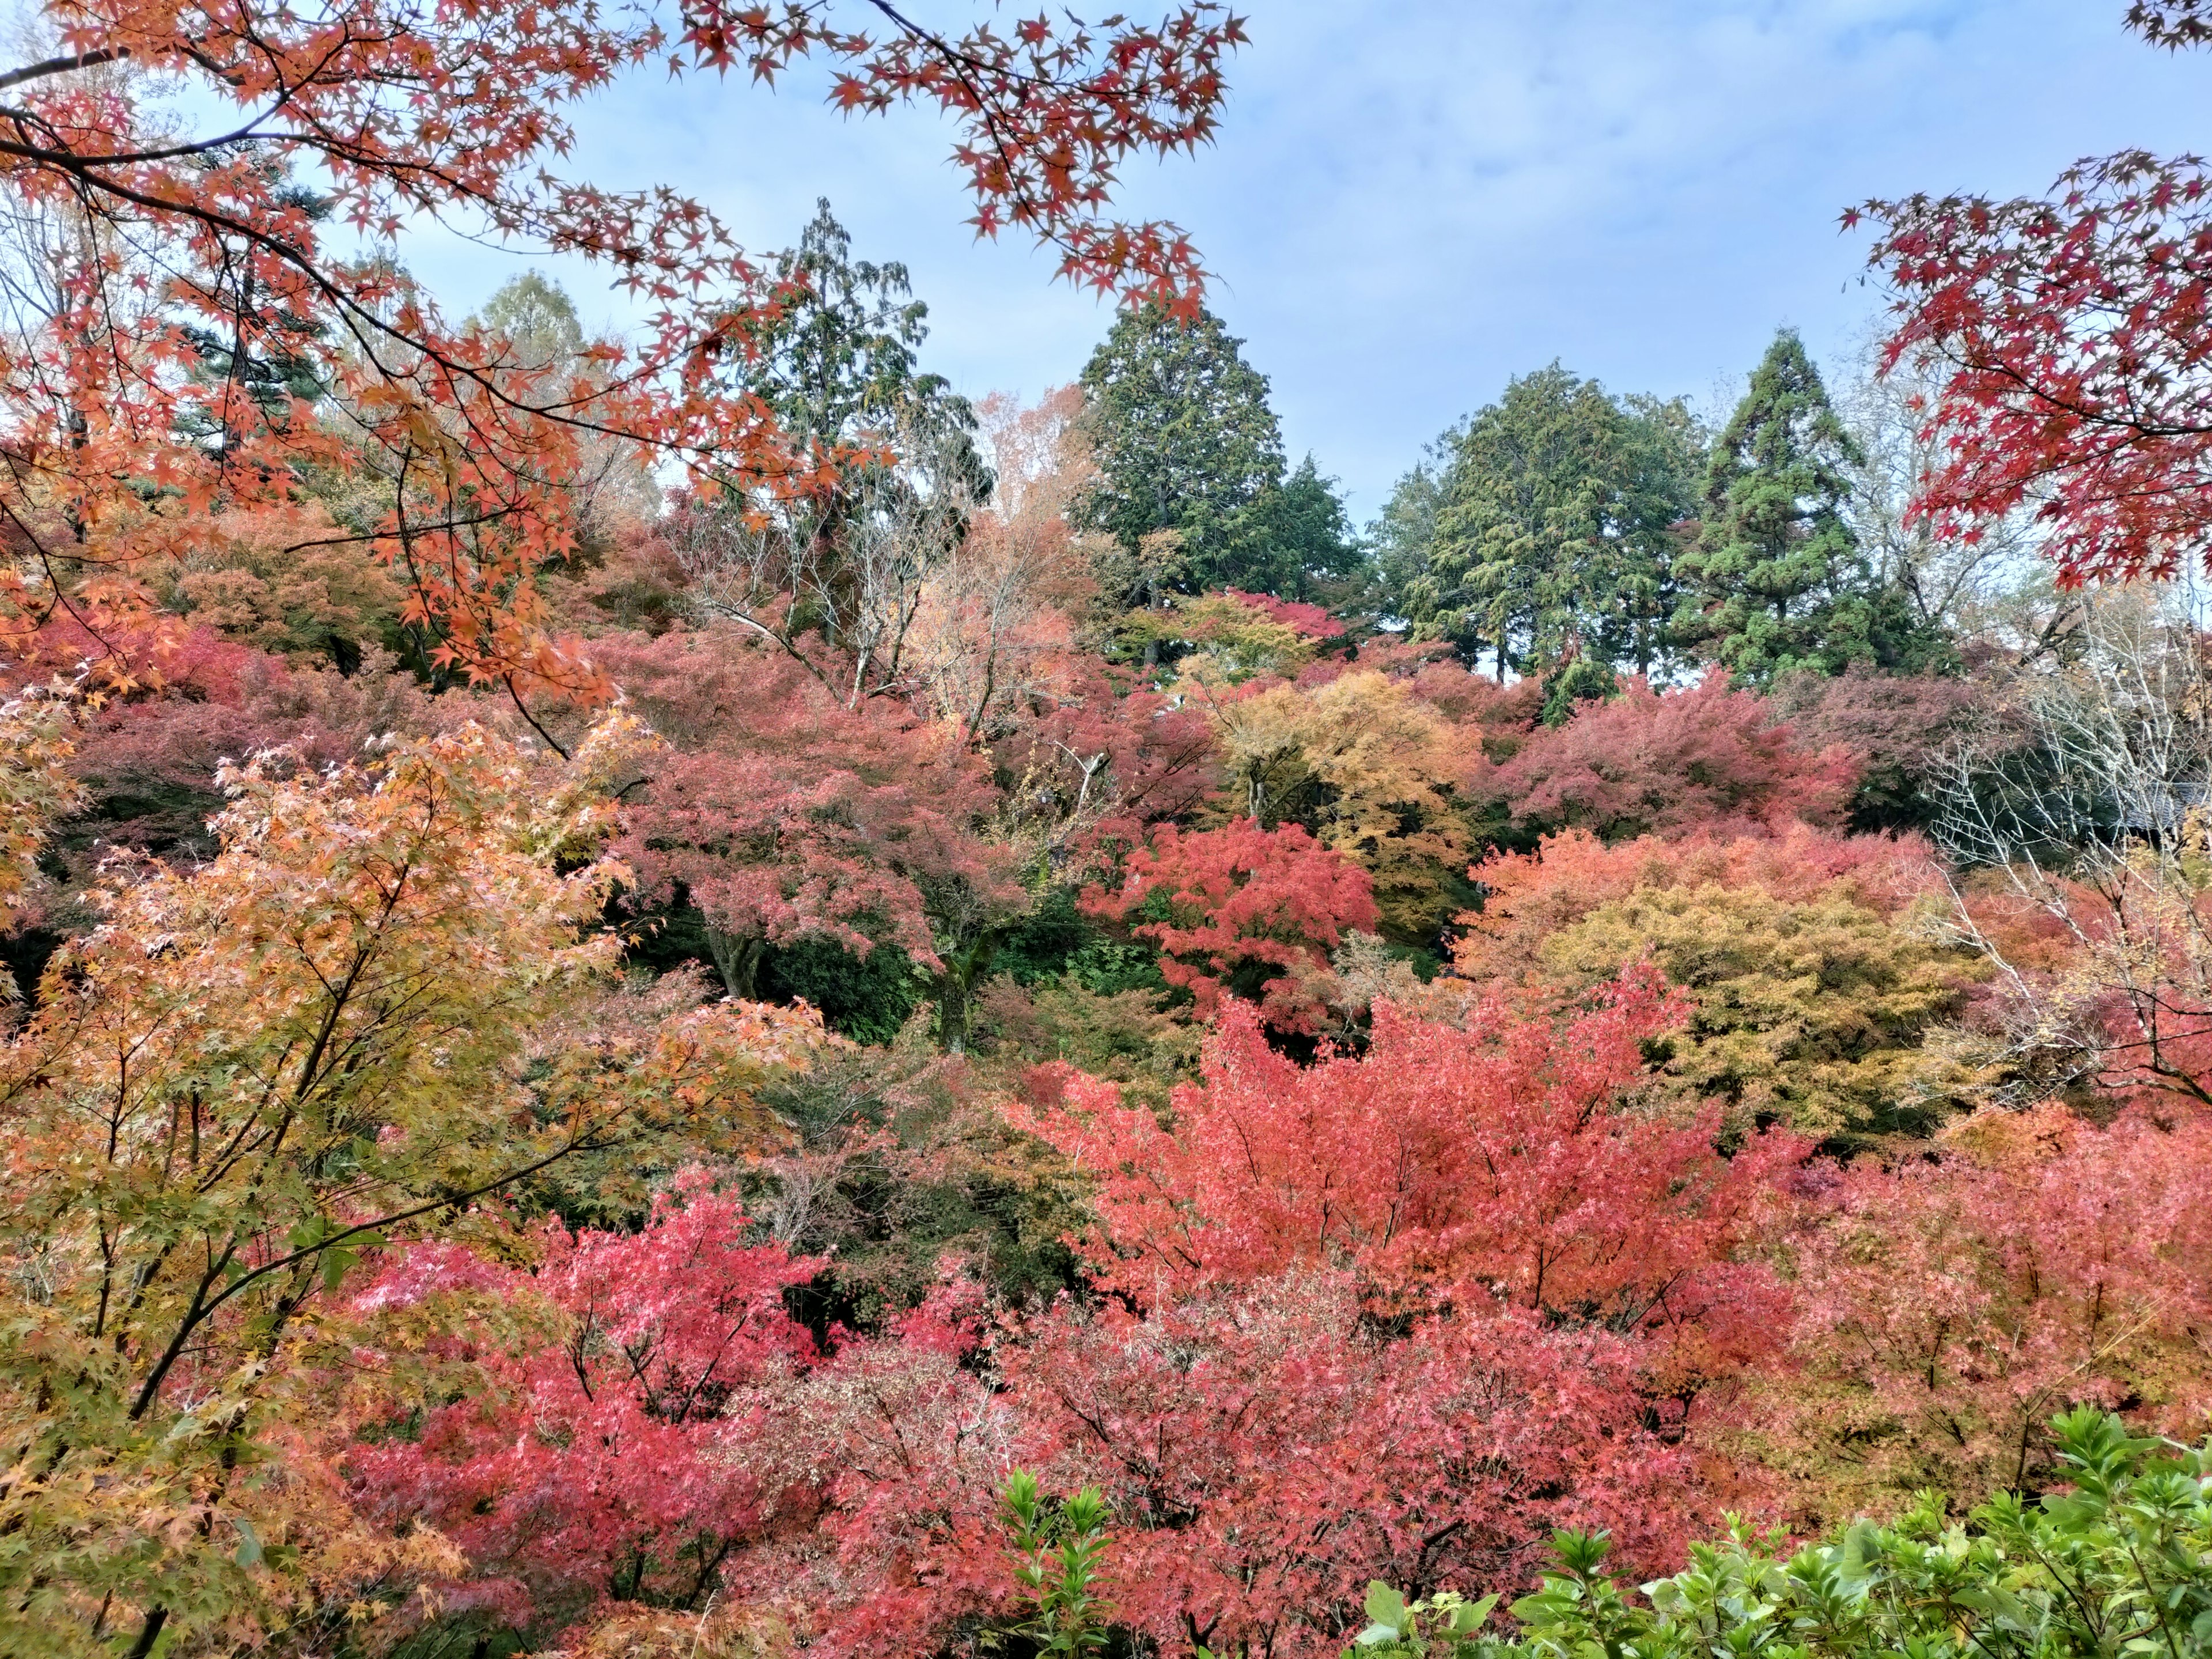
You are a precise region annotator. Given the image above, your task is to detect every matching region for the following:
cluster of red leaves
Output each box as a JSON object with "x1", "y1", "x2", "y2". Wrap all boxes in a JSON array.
[
  {"x1": 599, "y1": 626, "x2": 1020, "y2": 972},
  {"x1": 983, "y1": 654, "x2": 1222, "y2": 857},
  {"x1": 1857, "y1": 7, "x2": 2212, "y2": 586},
  {"x1": 1224, "y1": 588, "x2": 1340, "y2": 641},
  {"x1": 1079, "y1": 817, "x2": 1377, "y2": 1031},
  {"x1": 344, "y1": 1177, "x2": 821, "y2": 1637},
  {"x1": 1020, "y1": 989, "x2": 1800, "y2": 1377},
  {"x1": 1478, "y1": 673, "x2": 1858, "y2": 840}
]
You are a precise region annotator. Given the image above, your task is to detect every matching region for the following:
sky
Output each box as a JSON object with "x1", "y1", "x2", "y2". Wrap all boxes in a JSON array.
[{"x1": 403, "y1": 0, "x2": 2212, "y2": 523}]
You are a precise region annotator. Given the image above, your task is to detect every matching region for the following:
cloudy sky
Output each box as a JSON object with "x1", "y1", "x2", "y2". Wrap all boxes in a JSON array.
[{"x1": 410, "y1": 0, "x2": 2212, "y2": 520}]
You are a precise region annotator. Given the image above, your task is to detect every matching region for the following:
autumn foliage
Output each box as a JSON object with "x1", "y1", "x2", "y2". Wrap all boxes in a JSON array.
[
  {"x1": 1080, "y1": 817, "x2": 1377, "y2": 1031},
  {"x1": 6, "y1": 5, "x2": 2212, "y2": 1654}
]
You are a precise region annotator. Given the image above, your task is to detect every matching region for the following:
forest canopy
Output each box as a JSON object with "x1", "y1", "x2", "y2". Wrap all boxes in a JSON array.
[{"x1": 5, "y1": 5, "x2": 2212, "y2": 1659}]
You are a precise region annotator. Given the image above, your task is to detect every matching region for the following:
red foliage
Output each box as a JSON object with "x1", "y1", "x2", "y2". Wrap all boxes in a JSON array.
[
  {"x1": 1224, "y1": 588, "x2": 1340, "y2": 641},
  {"x1": 1860, "y1": 145, "x2": 2212, "y2": 586},
  {"x1": 1020, "y1": 990, "x2": 1798, "y2": 1370},
  {"x1": 1479, "y1": 673, "x2": 1857, "y2": 840},
  {"x1": 994, "y1": 1279, "x2": 1706, "y2": 1652},
  {"x1": 987, "y1": 655, "x2": 1222, "y2": 857},
  {"x1": 599, "y1": 626, "x2": 1022, "y2": 975},
  {"x1": 1779, "y1": 1101, "x2": 2212, "y2": 1507},
  {"x1": 1080, "y1": 818, "x2": 1377, "y2": 1031},
  {"x1": 756, "y1": 1273, "x2": 1715, "y2": 1659},
  {"x1": 1764, "y1": 665, "x2": 1983, "y2": 825},
  {"x1": 345, "y1": 1176, "x2": 820, "y2": 1634},
  {"x1": 0, "y1": 0, "x2": 1240, "y2": 692}
]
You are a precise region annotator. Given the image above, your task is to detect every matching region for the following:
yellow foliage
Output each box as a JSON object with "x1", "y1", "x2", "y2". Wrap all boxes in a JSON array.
[
  {"x1": 0, "y1": 718, "x2": 824, "y2": 1657},
  {"x1": 1209, "y1": 669, "x2": 1472, "y2": 938},
  {"x1": 1539, "y1": 881, "x2": 1984, "y2": 1139}
]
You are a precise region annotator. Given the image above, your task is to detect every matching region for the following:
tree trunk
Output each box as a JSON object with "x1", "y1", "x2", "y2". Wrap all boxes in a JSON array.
[{"x1": 703, "y1": 926, "x2": 766, "y2": 1000}]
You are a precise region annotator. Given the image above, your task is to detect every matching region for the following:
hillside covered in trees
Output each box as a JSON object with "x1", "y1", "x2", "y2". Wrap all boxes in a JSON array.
[{"x1": 3, "y1": 3, "x2": 2212, "y2": 1658}]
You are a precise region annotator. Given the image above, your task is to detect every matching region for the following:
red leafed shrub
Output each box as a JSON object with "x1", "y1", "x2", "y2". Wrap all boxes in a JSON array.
[
  {"x1": 1020, "y1": 989, "x2": 1800, "y2": 1379},
  {"x1": 597, "y1": 626, "x2": 1021, "y2": 979},
  {"x1": 344, "y1": 1176, "x2": 820, "y2": 1636},
  {"x1": 1774, "y1": 1101, "x2": 2212, "y2": 1520},
  {"x1": 1481, "y1": 673, "x2": 1857, "y2": 841},
  {"x1": 995, "y1": 1278, "x2": 1705, "y2": 1652},
  {"x1": 1079, "y1": 817, "x2": 1378, "y2": 1031},
  {"x1": 778, "y1": 1274, "x2": 1716, "y2": 1659}
]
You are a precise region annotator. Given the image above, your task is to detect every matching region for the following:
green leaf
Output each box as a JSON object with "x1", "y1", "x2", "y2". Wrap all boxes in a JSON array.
[
  {"x1": 232, "y1": 1515, "x2": 262, "y2": 1567},
  {"x1": 1365, "y1": 1582, "x2": 1407, "y2": 1633},
  {"x1": 1446, "y1": 1595, "x2": 1499, "y2": 1634}
]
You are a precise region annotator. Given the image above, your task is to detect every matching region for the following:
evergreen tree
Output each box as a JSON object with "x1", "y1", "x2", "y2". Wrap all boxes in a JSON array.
[
  {"x1": 1673, "y1": 329, "x2": 1938, "y2": 683},
  {"x1": 1411, "y1": 366, "x2": 1698, "y2": 680},
  {"x1": 1075, "y1": 302, "x2": 1287, "y2": 599},
  {"x1": 474, "y1": 270, "x2": 587, "y2": 370},
  {"x1": 1228, "y1": 453, "x2": 1365, "y2": 604},
  {"x1": 738, "y1": 198, "x2": 978, "y2": 456},
  {"x1": 1367, "y1": 426, "x2": 1463, "y2": 624}
]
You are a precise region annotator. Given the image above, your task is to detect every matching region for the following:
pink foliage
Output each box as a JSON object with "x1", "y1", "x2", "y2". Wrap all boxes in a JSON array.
[
  {"x1": 1481, "y1": 673, "x2": 1857, "y2": 840},
  {"x1": 1222, "y1": 588, "x2": 1340, "y2": 641},
  {"x1": 597, "y1": 626, "x2": 1022, "y2": 971},
  {"x1": 346, "y1": 1177, "x2": 820, "y2": 1631},
  {"x1": 1783, "y1": 1100, "x2": 2212, "y2": 1498}
]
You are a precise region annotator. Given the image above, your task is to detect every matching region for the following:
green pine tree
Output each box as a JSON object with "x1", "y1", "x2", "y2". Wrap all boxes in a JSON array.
[
  {"x1": 1226, "y1": 453, "x2": 1365, "y2": 603},
  {"x1": 1673, "y1": 329, "x2": 1938, "y2": 683},
  {"x1": 1075, "y1": 302, "x2": 1287, "y2": 599}
]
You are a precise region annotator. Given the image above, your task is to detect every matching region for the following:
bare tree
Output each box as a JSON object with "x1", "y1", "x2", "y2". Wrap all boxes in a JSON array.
[
  {"x1": 1933, "y1": 578, "x2": 2212, "y2": 1104},
  {"x1": 676, "y1": 408, "x2": 985, "y2": 709},
  {"x1": 1840, "y1": 333, "x2": 2082, "y2": 666}
]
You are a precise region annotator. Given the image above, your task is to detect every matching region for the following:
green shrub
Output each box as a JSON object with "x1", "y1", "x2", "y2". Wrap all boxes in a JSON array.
[{"x1": 1353, "y1": 1407, "x2": 2212, "y2": 1659}]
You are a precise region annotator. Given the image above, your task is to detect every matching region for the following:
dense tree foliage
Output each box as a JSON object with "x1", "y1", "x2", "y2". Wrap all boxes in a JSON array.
[
  {"x1": 1411, "y1": 365, "x2": 1700, "y2": 687},
  {"x1": 4, "y1": 3, "x2": 2212, "y2": 1656},
  {"x1": 1673, "y1": 331, "x2": 1931, "y2": 684}
]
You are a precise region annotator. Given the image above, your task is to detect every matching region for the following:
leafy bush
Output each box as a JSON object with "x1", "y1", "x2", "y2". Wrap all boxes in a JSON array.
[{"x1": 1353, "y1": 1407, "x2": 2212, "y2": 1659}]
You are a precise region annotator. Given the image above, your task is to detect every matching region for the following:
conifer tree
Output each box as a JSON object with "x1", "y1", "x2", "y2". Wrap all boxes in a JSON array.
[
  {"x1": 1412, "y1": 366, "x2": 1696, "y2": 682},
  {"x1": 1673, "y1": 331, "x2": 1934, "y2": 683},
  {"x1": 1076, "y1": 303, "x2": 1287, "y2": 598}
]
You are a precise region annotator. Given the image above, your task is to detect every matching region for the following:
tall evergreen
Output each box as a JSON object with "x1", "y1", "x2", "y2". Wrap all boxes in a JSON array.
[
  {"x1": 1075, "y1": 302, "x2": 1289, "y2": 598},
  {"x1": 1227, "y1": 453, "x2": 1365, "y2": 603},
  {"x1": 1412, "y1": 365, "x2": 1698, "y2": 680},
  {"x1": 1673, "y1": 329, "x2": 1936, "y2": 683}
]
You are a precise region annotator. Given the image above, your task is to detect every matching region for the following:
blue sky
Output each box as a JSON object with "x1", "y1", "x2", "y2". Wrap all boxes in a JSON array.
[{"x1": 408, "y1": 0, "x2": 2212, "y2": 521}]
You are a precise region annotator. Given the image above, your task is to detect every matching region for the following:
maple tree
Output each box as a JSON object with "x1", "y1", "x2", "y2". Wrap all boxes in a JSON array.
[
  {"x1": 1080, "y1": 817, "x2": 1377, "y2": 1032},
  {"x1": 340, "y1": 1177, "x2": 821, "y2": 1646},
  {"x1": 1857, "y1": 4, "x2": 2212, "y2": 588},
  {"x1": 1768, "y1": 1100, "x2": 2212, "y2": 1523},
  {"x1": 600, "y1": 623, "x2": 1018, "y2": 1004},
  {"x1": 1021, "y1": 987, "x2": 1798, "y2": 1366},
  {"x1": 0, "y1": 676, "x2": 82, "y2": 936},
  {"x1": 0, "y1": 717, "x2": 824, "y2": 1657},
  {"x1": 1205, "y1": 667, "x2": 1474, "y2": 939},
  {"x1": 1479, "y1": 671, "x2": 1857, "y2": 843},
  {"x1": 0, "y1": 0, "x2": 1244, "y2": 705},
  {"x1": 1452, "y1": 827, "x2": 1976, "y2": 1139}
]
